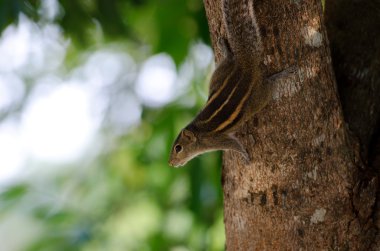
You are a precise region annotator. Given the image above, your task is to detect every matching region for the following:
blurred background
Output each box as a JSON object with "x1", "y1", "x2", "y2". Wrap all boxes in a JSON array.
[{"x1": 0, "y1": 0, "x2": 224, "y2": 250}]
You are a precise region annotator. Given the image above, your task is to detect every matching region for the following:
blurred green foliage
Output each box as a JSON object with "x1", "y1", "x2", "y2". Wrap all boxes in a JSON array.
[
  {"x1": 0, "y1": 0, "x2": 224, "y2": 250},
  {"x1": 0, "y1": 0, "x2": 38, "y2": 30},
  {"x1": 0, "y1": 0, "x2": 209, "y2": 63}
]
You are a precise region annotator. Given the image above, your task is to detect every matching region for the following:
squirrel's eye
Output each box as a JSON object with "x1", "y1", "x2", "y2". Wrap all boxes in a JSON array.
[{"x1": 175, "y1": 144, "x2": 182, "y2": 153}]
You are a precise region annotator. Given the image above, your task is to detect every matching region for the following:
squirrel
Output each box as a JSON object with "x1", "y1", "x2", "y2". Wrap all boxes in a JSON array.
[{"x1": 169, "y1": 0, "x2": 281, "y2": 167}]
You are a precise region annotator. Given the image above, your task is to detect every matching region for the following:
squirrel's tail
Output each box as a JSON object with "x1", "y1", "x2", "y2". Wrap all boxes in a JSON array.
[{"x1": 222, "y1": 0, "x2": 262, "y2": 69}]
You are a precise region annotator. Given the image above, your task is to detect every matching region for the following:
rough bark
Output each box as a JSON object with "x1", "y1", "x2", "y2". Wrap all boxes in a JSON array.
[
  {"x1": 203, "y1": 0, "x2": 379, "y2": 249},
  {"x1": 325, "y1": 0, "x2": 380, "y2": 248}
]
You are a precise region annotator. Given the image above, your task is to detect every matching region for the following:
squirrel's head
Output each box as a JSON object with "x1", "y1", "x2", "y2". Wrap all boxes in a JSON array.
[{"x1": 169, "y1": 129, "x2": 199, "y2": 167}]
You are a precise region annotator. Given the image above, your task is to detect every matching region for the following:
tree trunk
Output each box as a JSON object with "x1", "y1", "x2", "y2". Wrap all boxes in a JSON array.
[{"x1": 203, "y1": 0, "x2": 379, "y2": 249}]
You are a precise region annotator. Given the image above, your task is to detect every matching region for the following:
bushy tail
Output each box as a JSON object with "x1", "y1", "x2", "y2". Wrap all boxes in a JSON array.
[{"x1": 222, "y1": 0, "x2": 262, "y2": 69}]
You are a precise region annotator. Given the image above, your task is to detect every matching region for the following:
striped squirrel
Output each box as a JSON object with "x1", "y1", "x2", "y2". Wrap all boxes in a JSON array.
[{"x1": 169, "y1": 0, "x2": 291, "y2": 167}]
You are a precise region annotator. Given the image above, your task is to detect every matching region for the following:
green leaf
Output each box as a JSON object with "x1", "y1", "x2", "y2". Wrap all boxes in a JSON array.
[{"x1": 0, "y1": 184, "x2": 28, "y2": 201}]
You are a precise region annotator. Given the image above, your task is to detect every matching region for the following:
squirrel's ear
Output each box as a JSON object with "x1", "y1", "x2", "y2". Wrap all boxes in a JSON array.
[{"x1": 182, "y1": 129, "x2": 196, "y2": 142}]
